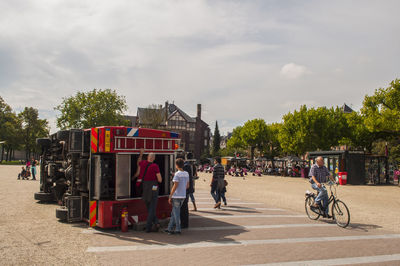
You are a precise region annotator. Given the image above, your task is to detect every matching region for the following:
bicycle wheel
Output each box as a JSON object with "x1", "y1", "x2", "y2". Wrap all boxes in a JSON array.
[
  {"x1": 305, "y1": 196, "x2": 320, "y2": 220},
  {"x1": 332, "y1": 200, "x2": 350, "y2": 228}
]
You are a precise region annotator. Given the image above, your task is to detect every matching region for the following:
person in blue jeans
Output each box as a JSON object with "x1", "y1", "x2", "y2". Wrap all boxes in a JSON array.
[
  {"x1": 309, "y1": 156, "x2": 334, "y2": 218},
  {"x1": 166, "y1": 158, "x2": 189, "y2": 235}
]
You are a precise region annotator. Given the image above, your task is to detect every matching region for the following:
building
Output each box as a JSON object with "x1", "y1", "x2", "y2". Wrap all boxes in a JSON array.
[{"x1": 127, "y1": 102, "x2": 210, "y2": 160}]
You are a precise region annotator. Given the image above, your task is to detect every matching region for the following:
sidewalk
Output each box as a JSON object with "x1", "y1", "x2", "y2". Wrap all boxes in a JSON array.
[{"x1": 195, "y1": 172, "x2": 400, "y2": 233}]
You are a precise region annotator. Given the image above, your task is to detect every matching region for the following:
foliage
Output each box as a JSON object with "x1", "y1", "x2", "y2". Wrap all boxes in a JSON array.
[
  {"x1": 279, "y1": 106, "x2": 349, "y2": 155},
  {"x1": 55, "y1": 89, "x2": 129, "y2": 129},
  {"x1": 140, "y1": 104, "x2": 166, "y2": 129},
  {"x1": 361, "y1": 79, "x2": 400, "y2": 138},
  {"x1": 0, "y1": 97, "x2": 23, "y2": 161},
  {"x1": 19, "y1": 107, "x2": 49, "y2": 159},
  {"x1": 240, "y1": 119, "x2": 269, "y2": 159},
  {"x1": 212, "y1": 121, "x2": 221, "y2": 156}
]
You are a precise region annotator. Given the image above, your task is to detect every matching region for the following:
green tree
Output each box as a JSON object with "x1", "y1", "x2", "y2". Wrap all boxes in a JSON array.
[
  {"x1": 55, "y1": 89, "x2": 129, "y2": 129},
  {"x1": 0, "y1": 97, "x2": 23, "y2": 161},
  {"x1": 140, "y1": 104, "x2": 166, "y2": 129},
  {"x1": 340, "y1": 112, "x2": 375, "y2": 152},
  {"x1": 19, "y1": 107, "x2": 49, "y2": 159},
  {"x1": 279, "y1": 106, "x2": 349, "y2": 155},
  {"x1": 263, "y1": 123, "x2": 282, "y2": 158},
  {"x1": 240, "y1": 119, "x2": 268, "y2": 159},
  {"x1": 212, "y1": 121, "x2": 221, "y2": 156}
]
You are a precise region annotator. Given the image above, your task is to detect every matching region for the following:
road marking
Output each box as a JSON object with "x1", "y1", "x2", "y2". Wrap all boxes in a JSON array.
[
  {"x1": 195, "y1": 207, "x2": 284, "y2": 211},
  {"x1": 244, "y1": 253, "x2": 400, "y2": 266},
  {"x1": 189, "y1": 223, "x2": 335, "y2": 231},
  {"x1": 81, "y1": 223, "x2": 333, "y2": 234},
  {"x1": 194, "y1": 197, "x2": 241, "y2": 200},
  {"x1": 195, "y1": 202, "x2": 263, "y2": 205},
  {"x1": 86, "y1": 234, "x2": 400, "y2": 253},
  {"x1": 190, "y1": 214, "x2": 306, "y2": 219}
]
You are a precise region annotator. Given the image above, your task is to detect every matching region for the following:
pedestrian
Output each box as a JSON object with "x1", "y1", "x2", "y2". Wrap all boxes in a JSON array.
[
  {"x1": 180, "y1": 153, "x2": 197, "y2": 229},
  {"x1": 133, "y1": 149, "x2": 162, "y2": 233},
  {"x1": 30, "y1": 157, "x2": 38, "y2": 180},
  {"x1": 165, "y1": 158, "x2": 189, "y2": 235},
  {"x1": 210, "y1": 156, "x2": 225, "y2": 209}
]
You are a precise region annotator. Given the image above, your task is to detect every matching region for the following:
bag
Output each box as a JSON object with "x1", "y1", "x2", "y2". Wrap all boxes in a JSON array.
[
  {"x1": 141, "y1": 163, "x2": 158, "y2": 203},
  {"x1": 142, "y1": 180, "x2": 158, "y2": 203},
  {"x1": 224, "y1": 180, "x2": 228, "y2": 187},
  {"x1": 217, "y1": 178, "x2": 225, "y2": 190}
]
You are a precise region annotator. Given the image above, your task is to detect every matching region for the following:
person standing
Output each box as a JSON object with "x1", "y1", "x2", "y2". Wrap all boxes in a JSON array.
[
  {"x1": 180, "y1": 153, "x2": 197, "y2": 228},
  {"x1": 210, "y1": 157, "x2": 225, "y2": 209},
  {"x1": 133, "y1": 149, "x2": 162, "y2": 233},
  {"x1": 30, "y1": 157, "x2": 38, "y2": 180},
  {"x1": 166, "y1": 158, "x2": 189, "y2": 235}
]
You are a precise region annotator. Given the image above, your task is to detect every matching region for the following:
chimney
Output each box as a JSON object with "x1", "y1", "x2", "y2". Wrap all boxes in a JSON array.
[
  {"x1": 197, "y1": 104, "x2": 201, "y2": 120},
  {"x1": 165, "y1": 101, "x2": 169, "y2": 122}
]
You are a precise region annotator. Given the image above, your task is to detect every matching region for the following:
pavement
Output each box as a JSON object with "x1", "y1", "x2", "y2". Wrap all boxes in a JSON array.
[{"x1": 1, "y1": 165, "x2": 400, "y2": 265}]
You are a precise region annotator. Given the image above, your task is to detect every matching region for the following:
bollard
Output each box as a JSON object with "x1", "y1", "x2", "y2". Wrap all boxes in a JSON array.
[{"x1": 121, "y1": 206, "x2": 128, "y2": 232}]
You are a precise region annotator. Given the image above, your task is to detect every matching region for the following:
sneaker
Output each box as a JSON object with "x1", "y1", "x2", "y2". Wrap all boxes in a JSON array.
[
  {"x1": 214, "y1": 202, "x2": 221, "y2": 209},
  {"x1": 224, "y1": 201, "x2": 227, "y2": 206},
  {"x1": 163, "y1": 229, "x2": 174, "y2": 235}
]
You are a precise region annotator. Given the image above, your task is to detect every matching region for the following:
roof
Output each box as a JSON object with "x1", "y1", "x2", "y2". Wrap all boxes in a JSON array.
[
  {"x1": 342, "y1": 103, "x2": 354, "y2": 113},
  {"x1": 167, "y1": 104, "x2": 196, "y2": 123}
]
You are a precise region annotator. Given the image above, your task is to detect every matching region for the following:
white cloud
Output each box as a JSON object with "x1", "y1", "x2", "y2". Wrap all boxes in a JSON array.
[{"x1": 280, "y1": 63, "x2": 310, "y2": 79}]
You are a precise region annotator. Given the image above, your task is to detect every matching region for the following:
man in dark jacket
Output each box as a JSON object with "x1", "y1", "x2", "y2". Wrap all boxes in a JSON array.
[
  {"x1": 179, "y1": 153, "x2": 194, "y2": 229},
  {"x1": 211, "y1": 156, "x2": 225, "y2": 209}
]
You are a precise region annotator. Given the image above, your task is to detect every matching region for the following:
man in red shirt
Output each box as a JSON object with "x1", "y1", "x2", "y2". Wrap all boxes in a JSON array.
[{"x1": 133, "y1": 149, "x2": 162, "y2": 232}]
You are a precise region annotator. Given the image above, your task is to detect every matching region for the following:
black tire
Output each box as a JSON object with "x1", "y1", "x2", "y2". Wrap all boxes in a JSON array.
[
  {"x1": 332, "y1": 200, "x2": 350, "y2": 228},
  {"x1": 305, "y1": 196, "x2": 320, "y2": 220},
  {"x1": 34, "y1": 192, "x2": 55, "y2": 202},
  {"x1": 56, "y1": 207, "x2": 68, "y2": 221},
  {"x1": 36, "y1": 138, "x2": 51, "y2": 148},
  {"x1": 56, "y1": 130, "x2": 70, "y2": 141}
]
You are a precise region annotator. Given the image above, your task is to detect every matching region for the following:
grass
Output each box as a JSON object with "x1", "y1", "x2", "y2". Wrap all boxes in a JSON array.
[{"x1": 0, "y1": 160, "x2": 25, "y2": 165}]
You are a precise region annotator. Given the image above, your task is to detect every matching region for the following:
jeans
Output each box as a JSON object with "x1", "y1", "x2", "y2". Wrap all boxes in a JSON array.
[
  {"x1": 145, "y1": 192, "x2": 159, "y2": 232},
  {"x1": 168, "y1": 198, "x2": 184, "y2": 232},
  {"x1": 311, "y1": 183, "x2": 329, "y2": 215},
  {"x1": 31, "y1": 166, "x2": 36, "y2": 180},
  {"x1": 220, "y1": 190, "x2": 226, "y2": 204},
  {"x1": 210, "y1": 183, "x2": 220, "y2": 203}
]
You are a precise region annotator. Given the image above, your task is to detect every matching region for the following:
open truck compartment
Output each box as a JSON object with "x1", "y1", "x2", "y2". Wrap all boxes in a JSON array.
[{"x1": 35, "y1": 126, "x2": 179, "y2": 228}]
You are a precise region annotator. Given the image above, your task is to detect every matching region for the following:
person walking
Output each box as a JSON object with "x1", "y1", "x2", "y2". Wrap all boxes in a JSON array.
[
  {"x1": 166, "y1": 158, "x2": 189, "y2": 235},
  {"x1": 210, "y1": 157, "x2": 225, "y2": 209},
  {"x1": 133, "y1": 149, "x2": 162, "y2": 233}
]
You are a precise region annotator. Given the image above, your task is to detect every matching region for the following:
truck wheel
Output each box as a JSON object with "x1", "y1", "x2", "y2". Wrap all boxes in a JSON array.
[
  {"x1": 56, "y1": 207, "x2": 68, "y2": 221},
  {"x1": 36, "y1": 138, "x2": 51, "y2": 148},
  {"x1": 57, "y1": 130, "x2": 70, "y2": 141},
  {"x1": 34, "y1": 192, "x2": 55, "y2": 202}
]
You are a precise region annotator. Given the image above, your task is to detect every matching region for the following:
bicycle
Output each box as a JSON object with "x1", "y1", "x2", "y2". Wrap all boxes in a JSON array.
[{"x1": 305, "y1": 181, "x2": 350, "y2": 228}]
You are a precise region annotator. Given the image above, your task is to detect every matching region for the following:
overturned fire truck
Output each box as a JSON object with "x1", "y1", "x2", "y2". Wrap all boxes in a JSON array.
[{"x1": 35, "y1": 126, "x2": 179, "y2": 228}]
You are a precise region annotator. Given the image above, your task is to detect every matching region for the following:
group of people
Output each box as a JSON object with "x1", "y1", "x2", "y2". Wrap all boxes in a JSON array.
[
  {"x1": 132, "y1": 149, "x2": 197, "y2": 235},
  {"x1": 17, "y1": 157, "x2": 38, "y2": 180}
]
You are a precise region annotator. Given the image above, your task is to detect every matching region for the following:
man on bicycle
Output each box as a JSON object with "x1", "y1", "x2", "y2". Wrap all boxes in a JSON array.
[{"x1": 309, "y1": 156, "x2": 334, "y2": 218}]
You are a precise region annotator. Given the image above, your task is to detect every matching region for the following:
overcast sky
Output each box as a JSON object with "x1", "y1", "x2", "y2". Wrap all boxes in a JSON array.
[{"x1": 1, "y1": 0, "x2": 399, "y2": 134}]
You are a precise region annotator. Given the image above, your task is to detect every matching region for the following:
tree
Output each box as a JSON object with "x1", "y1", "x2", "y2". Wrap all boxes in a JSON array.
[
  {"x1": 240, "y1": 119, "x2": 269, "y2": 159},
  {"x1": 263, "y1": 123, "x2": 282, "y2": 159},
  {"x1": 55, "y1": 89, "x2": 130, "y2": 129},
  {"x1": 361, "y1": 79, "x2": 400, "y2": 138},
  {"x1": 279, "y1": 106, "x2": 349, "y2": 155},
  {"x1": 19, "y1": 107, "x2": 49, "y2": 160},
  {"x1": 212, "y1": 121, "x2": 221, "y2": 156},
  {"x1": 340, "y1": 112, "x2": 375, "y2": 152},
  {"x1": 0, "y1": 97, "x2": 23, "y2": 162},
  {"x1": 140, "y1": 104, "x2": 166, "y2": 129}
]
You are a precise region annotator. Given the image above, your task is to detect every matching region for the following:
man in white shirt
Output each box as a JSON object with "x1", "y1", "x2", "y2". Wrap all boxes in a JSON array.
[{"x1": 165, "y1": 158, "x2": 189, "y2": 235}]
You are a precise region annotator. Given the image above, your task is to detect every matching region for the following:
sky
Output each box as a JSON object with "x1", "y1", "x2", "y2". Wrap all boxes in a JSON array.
[{"x1": 1, "y1": 0, "x2": 399, "y2": 135}]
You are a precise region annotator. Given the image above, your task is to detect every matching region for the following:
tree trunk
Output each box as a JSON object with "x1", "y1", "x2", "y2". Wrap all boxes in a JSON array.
[
  {"x1": 250, "y1": 146, "x2": 255, "y2": 160},
  {"x1": 0, "y1": 145, "x2": 4, "y2": 163}
]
